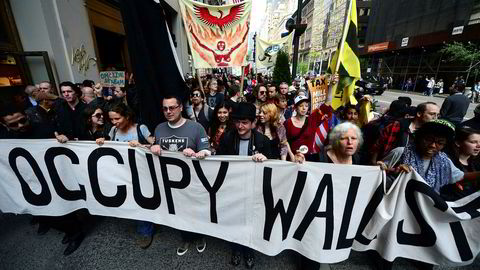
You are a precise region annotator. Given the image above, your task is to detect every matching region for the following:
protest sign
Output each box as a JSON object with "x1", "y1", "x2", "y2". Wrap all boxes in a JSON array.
[
  {"x1": 0, "y1": 139, "x2": 479, "y2": 265},
  {"x1": 255, "y1": 33, "x2": 294, "y2": 70},
  {"x1": 307, "y1": 76, "x2": 329, "y2": 110},
  {"x1": 99, "y1": 71, "x2": 125, "y2": 87},
  {"x1": 178, "y1": 0, "x2": 251, "y2": 68}
]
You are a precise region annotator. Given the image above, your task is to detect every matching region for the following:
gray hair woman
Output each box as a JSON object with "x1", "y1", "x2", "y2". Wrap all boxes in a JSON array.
[{"x1": 295, "y1": 122, "x2": 363, "y2": 164}]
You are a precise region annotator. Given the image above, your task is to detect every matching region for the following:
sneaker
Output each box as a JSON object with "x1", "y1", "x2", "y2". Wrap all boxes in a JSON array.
[
  {"x1": 176, "y1": 241, "x2": 190, "y2": 256},
  {"x1": 231, "y1": 251, "x2": 241, "y2": 266},
  {"x1": 196, "y1": 238, "x2": 206, "y2": 253},
  {"x1": 136, "y1": 234, "x2": 153, "y2": 249}
]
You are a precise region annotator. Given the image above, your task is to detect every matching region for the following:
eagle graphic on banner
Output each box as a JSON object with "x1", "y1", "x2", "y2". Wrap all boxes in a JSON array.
[
  {"x1": 179, "y1": 0, "x2": 252, "y2": 69},
  {"x1": 194, "y1": 4, "x2": 245, "y2": 31}
]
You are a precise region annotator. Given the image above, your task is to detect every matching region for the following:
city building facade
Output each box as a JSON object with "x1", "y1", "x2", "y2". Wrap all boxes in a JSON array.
[
  {"x1": 0, "y1": 0, "x2": 191, "y2": 92},
  {"x1": 362, "y1": 0, "x2": 480, "y2": 90}
]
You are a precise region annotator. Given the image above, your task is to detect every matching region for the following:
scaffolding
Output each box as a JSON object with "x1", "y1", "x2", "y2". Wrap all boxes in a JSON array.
[{"x1": 360, "y1": 45, "x2": 479, "y2": 91}]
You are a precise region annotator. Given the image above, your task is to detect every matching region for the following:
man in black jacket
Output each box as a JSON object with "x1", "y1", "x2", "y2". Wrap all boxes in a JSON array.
[
  {"x1": 216, "y1": 102, "x2": 271, "y2": 268},
  {"x1": 54, "y1": 81, "x2": 87, "y2": 142},
  {"x1": 217, "y1": 102, "x2": 272, "y2": 160},
  {"x1": 440, "y1": 85, "x2": 470, "y2": 127}
]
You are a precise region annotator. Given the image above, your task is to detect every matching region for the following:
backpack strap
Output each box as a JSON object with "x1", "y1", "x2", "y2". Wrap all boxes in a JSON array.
[
  {"x1": 112, "y1": 127, "x2": 118, "y2": 141},
  {"x1": 203, "y1": 105, "x2": 210, "y2": 122},
  {"x1": 288, "y1": 117, "x2": 309, "y2": 144},
  {"x1": 136, "y1": 124, "x2": 148, "y2": 144}
]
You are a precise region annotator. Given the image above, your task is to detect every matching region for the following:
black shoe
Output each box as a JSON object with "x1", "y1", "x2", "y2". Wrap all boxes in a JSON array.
[
  {"x1": 231, "y1": 251, "x2": 241, "y2": 266},
  {"x1": 245, "y1": 254, "x2": 254, "y2": 269},
  {"x1": 37, "y1": 224, "x2": 49, "y2": 235},
  {"x1": 63, "y1": 234, "x2": 84, "y2": 256},
  {"x1": 62, "y1": 234, "x2": 70, "y2": 245}
]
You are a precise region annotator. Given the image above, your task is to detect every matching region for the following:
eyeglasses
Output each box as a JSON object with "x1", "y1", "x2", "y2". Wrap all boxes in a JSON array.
[
  {"x1": 7, "y1": 117, "x2": 28, "y2": 128},
  {"x1": 191, "y1": 93, "x2": 201, "y2": 98},
  {"x1": 163, "y1": 105, "x2": 181, "y2": 112},
  {"x1": 259, "y1": 91, "x2": 266, "y2": 95},
  {"x1": 423, "y1": 136, "x2": 447, "y2": 147},
  {"x1": 92, "y1": 113, "x2": 103, "y2": 118}
]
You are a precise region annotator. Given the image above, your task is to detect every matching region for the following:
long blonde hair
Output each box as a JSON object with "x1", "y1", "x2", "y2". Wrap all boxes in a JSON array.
[{"x1": 260, "y1": 103, "x2": 281, "y2": 130}]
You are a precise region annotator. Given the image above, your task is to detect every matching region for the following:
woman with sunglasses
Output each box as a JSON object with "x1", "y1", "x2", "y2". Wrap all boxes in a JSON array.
[{"x1": 81, "y1": 105, "x2": 109, "y2": 140}]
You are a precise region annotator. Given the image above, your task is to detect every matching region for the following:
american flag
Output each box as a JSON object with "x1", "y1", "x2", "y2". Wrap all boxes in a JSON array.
[{"x1": 312, "y1": 114, "x2": 339, "y2": 153}]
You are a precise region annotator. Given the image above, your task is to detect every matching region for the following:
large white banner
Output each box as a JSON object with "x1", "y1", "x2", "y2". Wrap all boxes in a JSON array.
[{"x1": 1, "y1": 140, "x2": 480, "y2": 265}]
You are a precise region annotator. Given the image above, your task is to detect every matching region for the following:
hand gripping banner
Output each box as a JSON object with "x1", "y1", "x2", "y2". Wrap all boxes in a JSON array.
[
  {"x1": 1, "y1": 139, "x2": 480, "y2": 265},
  {"x1": 178, "y1": 0, "x2": 252, "y2": 68}
]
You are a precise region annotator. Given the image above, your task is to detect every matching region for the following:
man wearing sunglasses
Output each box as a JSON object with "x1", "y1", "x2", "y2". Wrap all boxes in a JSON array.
[
  {"x1": 254, "y1": 84, "x2": 267, "y2": 109},
  {"x1": 0, "y1": 104, "x2": 32, "y2": 139},
  {"x1": 150, "y1": 95, "x2": 210, "y2": 256}
]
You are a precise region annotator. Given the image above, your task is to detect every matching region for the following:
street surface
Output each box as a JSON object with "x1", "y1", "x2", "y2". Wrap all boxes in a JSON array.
[
  {"x1": 374, "y1": 90, "x2": 477, "y2": 120},
  {"x1": 1, "y1": 212, "x2": 479, "y2": 269}
]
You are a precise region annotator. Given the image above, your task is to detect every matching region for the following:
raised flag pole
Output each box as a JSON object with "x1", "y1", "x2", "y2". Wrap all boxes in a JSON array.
[
  {"x1": 196, "y1": 69, "x2": 204, "y2": 94},
  {"x1": 239, "y1": 66, "x2": 245, "y2": 98},
  {"x1": 326, "y1": 0, "x2": 354, "y2": 105}
]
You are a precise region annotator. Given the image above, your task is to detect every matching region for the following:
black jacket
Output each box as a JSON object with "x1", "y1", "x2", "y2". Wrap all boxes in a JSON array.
[
  {"x1": 25, "y1": 106, "x2": 57, "y2": 139},
  {"x1": 440, "y1": 93, "x2": 470, "y2": 125},
  {"x1": 55, "y1": 100, "x2": 87, "y2": 139},
  {"x1": 216, "y1": 129, "x2": 273, "y2": 158}
]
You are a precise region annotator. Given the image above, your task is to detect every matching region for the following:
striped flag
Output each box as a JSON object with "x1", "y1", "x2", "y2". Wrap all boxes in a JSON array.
[
  {"x1": 327, "y1": 0, "x2": 361, "y2": 110},
  {"x1": 312, "y1": 106, "x2": 340, "y2": 153}
]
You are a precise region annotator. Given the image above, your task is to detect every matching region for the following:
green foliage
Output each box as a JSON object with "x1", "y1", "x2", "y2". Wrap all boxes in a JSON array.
[
  {"x1": 440, "y1": 41, "x2": 480, "y2": 63},
  {"x1": 440, "y1": 42, "x2": 480, "y2": 77},
  {"x1": 272, "y1": 50, "x2": 291, "y2": 86},
  {"x1": 296, "y1": 62, "x2": 309, "y2": 76}
]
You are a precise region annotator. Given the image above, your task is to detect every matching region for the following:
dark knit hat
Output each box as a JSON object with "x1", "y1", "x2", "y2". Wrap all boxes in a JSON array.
[{"x1": 417, "y1": 119, "x2": 455, "y2": 141}]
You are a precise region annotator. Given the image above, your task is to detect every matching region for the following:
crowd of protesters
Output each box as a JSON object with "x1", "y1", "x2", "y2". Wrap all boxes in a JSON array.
[{"x1": 1, "y1": 71, "x2": 480, "y2": 270}]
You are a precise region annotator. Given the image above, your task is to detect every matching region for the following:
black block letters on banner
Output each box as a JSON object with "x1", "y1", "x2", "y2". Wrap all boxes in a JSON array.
[
  {"x1": 397, "y1": 180, "x2": 448, "y2": 247},
  {"x1": 129, "y1": 149, "x2": 161, "y2": 210},
  {"x1": 9, "y1": 147, "x2": 52, "y2": 206},
  {"x1": 336, "y1": 176, "x2": 361, "y2": 249},
  {"x1": 88, "y1": 148, "x2": 127, "y2": 207},
  {"x1": 45, "y1": 147, "x2": 86, "y2": 201},
  {"x1": 159, "y1": 156, "x2": 191, "y2": 214},
  {"x1": 293, "y1": 174, "x2": 334, "y2": 249},
  {"x1": 263, "y1": 167, "x2": 307, "y2": 241},
  {"x1": 192, "y1": 160, "x2": 229, "y2": 223}
]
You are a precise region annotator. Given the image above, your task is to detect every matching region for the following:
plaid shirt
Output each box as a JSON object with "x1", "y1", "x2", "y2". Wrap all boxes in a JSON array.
[{"x1": 372, "y1": 120, "x2": 411, "y2": 159}]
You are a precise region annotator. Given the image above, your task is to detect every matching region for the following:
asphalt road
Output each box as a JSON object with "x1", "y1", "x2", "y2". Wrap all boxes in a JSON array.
[
  {"x1": 373, "y1": 90, "x2": 477, "y2": 120},
  {"x1": 1, "y1": 212, "x2": 479, "y2": 270}
]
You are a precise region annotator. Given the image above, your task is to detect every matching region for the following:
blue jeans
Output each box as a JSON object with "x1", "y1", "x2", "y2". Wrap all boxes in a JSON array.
[{"x1": 136, "y1": 221, "x2": 154, "y2": 236}]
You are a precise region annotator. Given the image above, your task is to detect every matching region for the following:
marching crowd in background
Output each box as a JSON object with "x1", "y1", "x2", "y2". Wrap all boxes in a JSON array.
[{"x1": 1, "y1": 71, "x2": 480, "y2": 270}]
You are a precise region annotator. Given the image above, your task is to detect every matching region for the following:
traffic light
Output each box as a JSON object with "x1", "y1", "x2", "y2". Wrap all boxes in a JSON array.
[{"x1": 281, "y1": 17, "x2": 307, "y2": 38}]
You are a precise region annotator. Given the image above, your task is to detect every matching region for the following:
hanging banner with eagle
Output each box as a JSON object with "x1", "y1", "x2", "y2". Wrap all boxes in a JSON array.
[{"x1": 178, "y1": 0, "x2": 252, "y2": 69}]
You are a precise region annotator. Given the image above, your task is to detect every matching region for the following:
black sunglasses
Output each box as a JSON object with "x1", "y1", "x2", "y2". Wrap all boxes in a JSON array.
[{"x1": 7, "y1": 117, "x2": 28, "y2": 128}]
